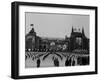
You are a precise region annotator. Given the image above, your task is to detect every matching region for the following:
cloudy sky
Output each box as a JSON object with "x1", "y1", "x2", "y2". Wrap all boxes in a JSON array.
[{"x1": 25, "y1": 12, "x2": 89, "y2": 38}]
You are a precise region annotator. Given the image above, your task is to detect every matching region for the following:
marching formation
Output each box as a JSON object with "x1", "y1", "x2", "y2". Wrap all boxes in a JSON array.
[{"x1": 25, "y1": 52, "x2": 89, "y2": 68}]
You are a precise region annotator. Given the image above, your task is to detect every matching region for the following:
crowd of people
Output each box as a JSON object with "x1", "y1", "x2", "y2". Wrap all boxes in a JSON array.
[{"x1": 25, "y1": 52, "x2": 89, "y2": 68}]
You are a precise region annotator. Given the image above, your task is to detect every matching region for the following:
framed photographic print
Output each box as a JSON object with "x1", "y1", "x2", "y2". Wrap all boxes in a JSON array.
[{"x1": 11, "y1": 1, "x2": 98, "y2": 79}]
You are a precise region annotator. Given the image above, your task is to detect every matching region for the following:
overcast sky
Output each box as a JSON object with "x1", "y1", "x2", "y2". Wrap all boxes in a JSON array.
[{"x1": 25, "y1": 12, "x2": 89, "y2": 38}]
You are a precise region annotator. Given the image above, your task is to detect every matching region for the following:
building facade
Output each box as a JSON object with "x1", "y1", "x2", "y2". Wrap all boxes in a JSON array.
[
  {"x1": 69, "y1": 27, "x2": 89, "y2": 53},
  {"x1": 25, "y1": 25, "x2": 89, "y2": 53}
]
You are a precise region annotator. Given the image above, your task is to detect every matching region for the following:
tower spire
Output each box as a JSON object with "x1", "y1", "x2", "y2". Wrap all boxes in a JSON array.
[
  {"x1": 71, "y1": 26, "x2": 74, "y2": 37},
  {"x1": 82, "y1": 27, "x2": 85, "y2": 36},
  {"x1": 72, "y1": 26, "x2": 74, "y2": 33}
]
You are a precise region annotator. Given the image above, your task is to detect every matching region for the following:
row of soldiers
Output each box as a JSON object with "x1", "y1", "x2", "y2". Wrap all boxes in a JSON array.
[{"x1": 25, "y1": 53, "x2": 81, "y2": 67}]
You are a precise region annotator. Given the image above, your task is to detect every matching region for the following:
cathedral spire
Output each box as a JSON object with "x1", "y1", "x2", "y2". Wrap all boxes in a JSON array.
[
  {"x1": 72, "y1": 26, "x2": 74, "y2": 33},
  {"x1": 82, "y1": 27, "x2": 85, "y2": 36}
]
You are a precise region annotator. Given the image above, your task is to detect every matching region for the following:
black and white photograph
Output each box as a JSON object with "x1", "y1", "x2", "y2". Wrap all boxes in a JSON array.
[
  {"x1": 25, "y1": 12, "x2": 90, "y2": 68},
  {"x1": 11, "y1": 1, "x2": 97, "y2": 79}
]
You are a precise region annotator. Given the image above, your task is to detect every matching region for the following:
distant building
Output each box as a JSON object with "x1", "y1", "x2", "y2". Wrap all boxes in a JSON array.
[{"x1": 25, "y1": 24, "x2": 89, "y2": 53}]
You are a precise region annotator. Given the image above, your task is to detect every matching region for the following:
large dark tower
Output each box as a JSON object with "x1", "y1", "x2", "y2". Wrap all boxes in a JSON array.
[
  {"x1": 25, "y1": 24, "x2": 37, "y2": 51},
  {"x1": 69, "y1": 26, "x2": 89, "y2": 52}
]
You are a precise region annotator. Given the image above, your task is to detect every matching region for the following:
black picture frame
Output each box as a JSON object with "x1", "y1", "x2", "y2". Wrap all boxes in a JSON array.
[{"x1": 11, "y1": 1, "x2": 98, "y2": 79}]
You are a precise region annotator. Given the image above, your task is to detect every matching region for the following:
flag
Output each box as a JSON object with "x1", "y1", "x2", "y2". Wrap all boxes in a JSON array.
[{"x1": 30, "y1": 24, "x2": 34, "y2": 26}]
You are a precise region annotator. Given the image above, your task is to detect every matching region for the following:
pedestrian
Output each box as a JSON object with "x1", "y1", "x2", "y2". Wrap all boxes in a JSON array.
[
  {"x1": 25, "y1": 55, "x2": 27, "y2": 60},
  {"x1": 72, "y1": 56, "x2": 75, "y2": 66},
  {"x1": 68, "y1": 57, "x2": 72, "y2": 66},
  {"x1": 65, "y1": 58, "x2": 69, "y2": 66},
  {"x1": 54, "y1": 58, "x2": 59, "y2": 67},
  {"x1": 32, "y1": 56, "x2": 34, "y2": 61},
  {"x1": 37, "y1": 59, "x2": 41, "y2": 68}
]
